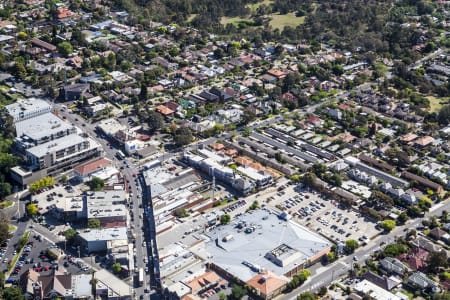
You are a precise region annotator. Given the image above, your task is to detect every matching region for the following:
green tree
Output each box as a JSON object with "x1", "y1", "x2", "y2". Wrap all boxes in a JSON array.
[
  {"x1": 318, "y1": 286, "x2": 327, "y2": 296},
  {"x1": 220, "y1": 214, "x2": 231, "y2": 225},
  {"x1": 437, "y1": 105, "x2": 450, "y2": 125},
  {"x1": 290, "y1": 174, "x2": 301, "y2": 182},
  {"x1": 64, "y1": 228, "x2": 77, "y2": 241},
  {"x1": 249, "y1": 200, "x2": 259, "y2": 211},
  {"x1": 60, "y1": 175, "x2": 68, "y2": 184},
  {"x1": 2, "y1": 286, "x2": 25, "y2": 300},
  {"x1": 383, "y1": 243, "x2": 408, "y2": 257},
  {"x1": 433, "y1": 292, "x2": 450, "y2": 300},
  {"x1": 87, "y1": 218, "x2": 101, "y2": 229},
  {"x1": 230, "y1": 284, "x2": 247, "y2": 299},
  {"x1": 111, "y1": 262, "x2": 122, "y2": 274},
  {"x1": 218, "y1": 291, "x2": 227, "y2": 300},
  {"x1": 428, "y1": 251, "x2": 448, "y2": 273},
  {"x1": 0, "y1": 182, "x2": 11, "y2": 199},
  {"x1": 397, "y1": 212, "x2": 409, "y2": 224},
  {"x1": 17, "y1": 31, "x2": 28, "y2": 41},
  {"x1": 29, "y1": 176, "x2": 55, "y2": 193},
  {"x1": 26, "y1": 203, "x2": 38, "y2": 216},
  {"x1": 148, "y1": 111, "x2": 164, "y2": 133},
  {"x1": 241, "y1": 107, "x2": 256, "y2": 125},
  {"x1": 173, "y1": 127, "x2": 193, "y2": 146},
  {"x1": 0, "y1": 213, "x2": 10, "y2": 245},
  {"x1": 88, "y1": 177, "x2": 104, "y2": 191},
  {"x1": 344, "y1": 239, "x2": 359, "y2": 253},
  {"x1": 57, "y1": 41, "x2": 74, "y2": 57},
  {"x1": 380, "y1": 220, "x2": 396, "y2": 232},
  {"x1": 139, "y1": 81, "x2": 148, "y2": 101},
  {"x1": 297, "y1": 292, "x2": 316, "y2": 300},
  {"x1": 12, "y1": 61, "x2": 27, "y2": 80},
  {"x1": 301, "y1": 173, "x2": 318, "y2": 189},
  {"x1": 173, "y1": 208, "x2": 189, "y2": 218}
]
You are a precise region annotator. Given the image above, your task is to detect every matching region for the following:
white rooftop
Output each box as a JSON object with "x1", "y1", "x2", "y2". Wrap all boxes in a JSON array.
[
  {"x1": 26, "y1": 134, "x2": 88, "y2": 158},
  {"x1": 97, "y1": 118, "x2": 126, "y2": 135},
  {"x1": 355, "y1": 280, "x2": 401, "y2": 300},
  {"x1": 5, "y1": 98, "x2": 52, "y2": 121},
  {"x1": 78, "y1": 227, "x2": 128, "y2": 242},
  {"x1": 192, "y1": 209, "x2": 331, "y2": 282},
  {"x1": 15, "y1": 112, "x2": 75, "y2": 141}
]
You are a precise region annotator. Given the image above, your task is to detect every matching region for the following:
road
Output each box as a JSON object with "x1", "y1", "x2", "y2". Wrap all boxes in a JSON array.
[
  {"x1": 52, "y1": 104, "x2": 149, "y2": 298},
  {"x1": 280, "y1": 199, "x2": 450, "y2": 300},
  {"x1": 408, "y1": 48, "x2": 443, "y2": 70}
]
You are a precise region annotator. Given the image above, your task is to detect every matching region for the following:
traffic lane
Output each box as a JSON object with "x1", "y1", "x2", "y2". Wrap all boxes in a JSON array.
[{"x1": 0, "y1": 218, "x2": 29, "y2": 272}]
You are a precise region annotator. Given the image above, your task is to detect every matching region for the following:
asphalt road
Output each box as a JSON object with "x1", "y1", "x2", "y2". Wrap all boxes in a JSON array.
[
  {"x1": 280, "y1": 199, "x2": 450, "y2": 300},
  {"x1": 52, "y1": 104, "x2": 149, "y2": 298}
]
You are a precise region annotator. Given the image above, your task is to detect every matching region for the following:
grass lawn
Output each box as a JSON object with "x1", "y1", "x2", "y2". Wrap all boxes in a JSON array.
[
  {"x1": 8, "y1": 225, "x2": 16, "y2": 232},
  {"x1": 269, "y1": 12, "x2": 305, "y2": 30},
  {"x1": 187, "y1": 14, "x2": 198, "y2": 22},
  {"x1": 220, "y1": 16, "x2": 248, "y2": 25},
  {"x1": 247, "y1": 0, "x2": 274, "y2": 12},
  {"x1": 427, "y1": 95, "x2": 448, "y2": 113},
  {"x1": 0, "y1": 200, "x2": 13, "y2": 209}
]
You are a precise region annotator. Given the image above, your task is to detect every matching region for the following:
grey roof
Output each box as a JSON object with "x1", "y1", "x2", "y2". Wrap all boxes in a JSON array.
[
  {"x1": 193, "y1": 209, "x2": 331, "y2": 281},
  {"x1": 78, "y1": 227, "x2": 128, "y2": 242},
  {"x1": 15, "y1": 112, "x2": 75, "y2": 141},
  {"x1": 380, "y1": 257, "x2": 410, "y2": 275},
  {"x1": 408, "y1": 272, "x2": 439, "y2": 289},
  {"x1": 72, "y1": 274, "x2": 92, "y2": 299},
  {"x1": 26, "y1": 134, "x2": 87, "y2": 158},
  {"x1": 5, "y1": 98, "x2": 52, "y2": 120}
]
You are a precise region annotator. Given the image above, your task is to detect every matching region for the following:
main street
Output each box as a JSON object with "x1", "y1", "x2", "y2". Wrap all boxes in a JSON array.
[
  {"x1": 52, "y1": 103, "x2": 149, "y2": 298},
  {"x1": 280, "y1": 199, "x2": 450, "y2": 300}
]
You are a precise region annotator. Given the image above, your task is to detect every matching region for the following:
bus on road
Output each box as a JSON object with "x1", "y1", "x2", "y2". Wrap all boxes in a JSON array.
[
  {"x1": 138, "y1": 268, "x2": 144, "y2": 287},
  {"x1": 116, "y1": 150, "x2": 126, "y2": 160}
]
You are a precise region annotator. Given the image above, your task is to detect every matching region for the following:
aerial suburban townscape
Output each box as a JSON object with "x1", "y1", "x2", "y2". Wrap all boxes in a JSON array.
[{"x1": 0, "y1": 0, "x2": 450, "y2": 299}]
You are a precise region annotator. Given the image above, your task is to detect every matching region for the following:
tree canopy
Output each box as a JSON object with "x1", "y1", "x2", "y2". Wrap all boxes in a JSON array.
[
  {"x1": 88, "y1": 177, "x2": 104, "y2": 191},
  {"x1": 57, "y1": 41, "x2": 74, "y2": 57},
  {"x1": 87, "y1": 218, "x2": 101, "y2": 229}
]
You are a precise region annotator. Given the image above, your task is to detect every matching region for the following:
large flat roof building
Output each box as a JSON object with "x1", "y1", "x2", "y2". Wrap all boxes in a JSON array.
[
  {"x1": 192, "y1": 209, "x2": 331, "y2": 281},
  {"x1": 25, "y1": 134, "x2": 102, "y2": 173},
  {"x1": 78, "y1": 227, "x2": 128, "y2": 253},
  {"x1": 85, "y1": 190, "x2": 128, "y2": 226},
  {"x1": 14, "y1": 112, "x2": 77, "y2": 150},
  {"x1": 4, "y1": 98, "x2": 52, "y2": 122}
]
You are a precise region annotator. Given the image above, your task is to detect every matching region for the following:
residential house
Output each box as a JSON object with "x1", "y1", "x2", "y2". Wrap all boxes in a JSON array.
[
  {"x1": 379, "y1": 257, "x2": 410, "y2": 276},
  {"x1": 362, "y1": 271, "x2": 400, "y2": 291},
  {"x1": 306, "y1": 115, "x2": 324, "y2": 127},
  {"x1": 429, "y1": 227, "x2": 450, "y2": 244},
  {"x1": 30, "y1": 37, "x2": 57, "y2": 53},
  {"x1": 407, "y1": 272, "x2": 440, "y2": 294},
  {"x1": 84, "y1": 96, "x2": 109, "y2": 117},
  {"x1": 63, "y1": 84, "x2": 90, "y2": 101},
  {"x1": 155, "y1": 105, "x2": 175, "y2": 118},
  {"x1": 399, "y1": 247, "x2": 430, "y2": 271},
  {"x1": 414, "y1": 136, "x2": 435, "y2": 148},
  {"x1": 20, "y1": 269, "x2": 74, "y2": 299},
  {"x1": 401, "y1": 171, "x2": 444, "y2": 195},
  {"x1": 210, "y1": 87, "x2": 234, "y2": 101},
  {"x1": 267, "y1": 69, "x2": 286, "y2": 80}
]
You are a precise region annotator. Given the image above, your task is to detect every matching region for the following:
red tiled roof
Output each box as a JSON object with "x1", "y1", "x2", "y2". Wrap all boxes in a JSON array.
[
  {"x1": 74, "y1": 158, "x2": 112, "y2": 176},
  {"x1": 156, "y1": 105, "x2": 174, "y2": 116}
]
